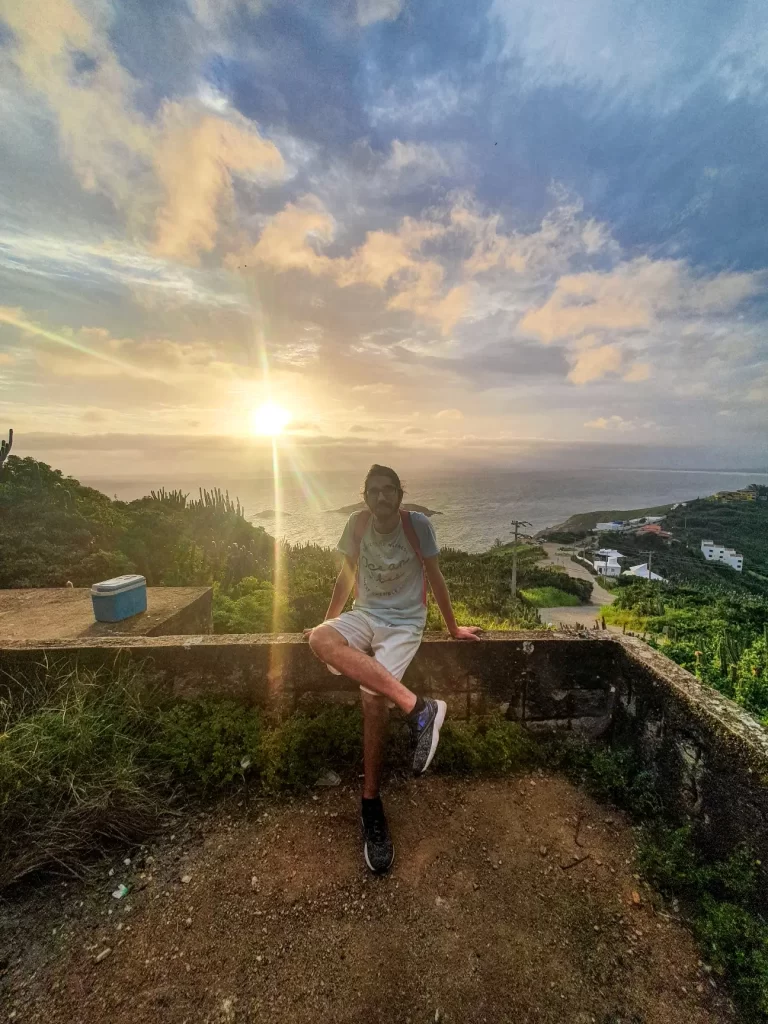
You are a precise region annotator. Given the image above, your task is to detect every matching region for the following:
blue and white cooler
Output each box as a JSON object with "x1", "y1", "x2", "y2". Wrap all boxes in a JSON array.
[{"x1": 91, "y1": 574, "x2": 147, "y2": 623}]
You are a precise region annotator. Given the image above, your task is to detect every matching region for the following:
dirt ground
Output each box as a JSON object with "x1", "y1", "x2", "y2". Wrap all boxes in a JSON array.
[{"x1": 1, "y1": 773, "x2": 736, "y2": 1024}]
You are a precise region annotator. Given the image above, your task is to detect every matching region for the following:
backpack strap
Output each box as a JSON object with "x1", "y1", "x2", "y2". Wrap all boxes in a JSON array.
[{"x1": 400, "y1": 509, "x2": 427, "y2": 607}]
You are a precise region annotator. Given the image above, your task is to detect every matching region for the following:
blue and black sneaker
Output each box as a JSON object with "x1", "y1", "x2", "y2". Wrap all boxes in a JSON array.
[
  {"x1": 361, "y1": 798, "x2": 394, "y2": 874},
  {"x1": 409, "y1": 698, "x2": 447, "y2": 775}
]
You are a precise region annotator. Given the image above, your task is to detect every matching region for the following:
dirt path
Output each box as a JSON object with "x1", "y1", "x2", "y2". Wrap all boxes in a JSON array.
[{"x1": 1, "y1": 774, "x2": 734, "y2": 1024}]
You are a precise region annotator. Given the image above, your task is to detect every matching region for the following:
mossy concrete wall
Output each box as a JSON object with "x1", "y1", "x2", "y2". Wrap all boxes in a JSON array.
[
  {"x1": 2, "y1": 630, "x2": 768, "y2": 882},
  {"x1": 612, "y1": 636, "x2": 768, "y2": 866}
]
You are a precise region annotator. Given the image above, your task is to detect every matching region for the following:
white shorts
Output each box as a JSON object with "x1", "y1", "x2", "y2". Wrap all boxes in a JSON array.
[{"x1": 321, "y1": 609, "x2": 423, "y2": 698}]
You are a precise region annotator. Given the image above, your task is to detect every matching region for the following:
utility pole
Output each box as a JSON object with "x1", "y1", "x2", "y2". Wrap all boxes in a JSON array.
[{"x1": 510, "y1": 518, "x2": 532, "y2": 603}]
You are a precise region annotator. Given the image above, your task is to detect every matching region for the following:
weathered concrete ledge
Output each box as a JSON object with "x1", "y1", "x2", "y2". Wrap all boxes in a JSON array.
[
  {"x1": 3, "y1": 630, "x2": 768, "y2": 898},
  {"x1": 0, "y1": 587, "x2": 213, "y2": 641}
]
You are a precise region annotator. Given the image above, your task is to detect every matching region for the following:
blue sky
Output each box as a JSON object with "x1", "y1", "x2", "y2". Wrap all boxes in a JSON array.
[{"x1": 0, "y1": 0, "x2": 766, "y2": 478}]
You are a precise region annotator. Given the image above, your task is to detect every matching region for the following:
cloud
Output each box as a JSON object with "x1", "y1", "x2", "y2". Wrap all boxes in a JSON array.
[
  {"x1": 352, "y1": 383, "x2": 394, "y2": 395},
  {"x1": 357, "y1": 0, "x2": 404, "y2": 27},
  {"x1": 0, "y1": 233, "x2": 251, "y2": 310},
  {"x1": 568, "y1": 344, "x2": 622, "y2": 384},
  {"x1": 243, "y1": 201, "x2": 469, "y2": 333},
  {"x1": 0, "y1": 0, "x2": 285, "y2": 264},
  {"x1": 521, "y1": 258, "x2": 763, "y2": 345},
  {"x1": 435, "y1": 408, "x2": 464, "y2": 420},
  {"x1": 746, "y1": 373, "x2": 768, "y2": 403},
  {"x1": 402, "y1": 426, "x2": 427, "y2": 435},
  {"x1": 385, "y1": 140, "x2": 450, "y2": 177},
  {"x1": 623, "y1": 362, "x2": 651, "y2": 382},
  {"x1": 584, "y1": 415, "x2": 657, "y2": 432},
  {"x1": 455, "y1": 190, "x2": 615, "y2": 279},
  {"x1": 0, "y1": 0, "x2": 151, "y2": 206},
  {"x1": 349, "y1": 423, "x2": 376, "y2": 433},
  {"x1": 152, "y1": 103, "x2": 284, "y2": 262}
]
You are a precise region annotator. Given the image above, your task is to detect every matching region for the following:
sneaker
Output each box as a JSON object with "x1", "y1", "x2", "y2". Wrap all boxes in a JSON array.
[
  {"x1": 361, "y1": 800, "x2": 394, "y2": 874},
  {"x1": 409, "y1": 698, "x2": 447, "y2": 776}
]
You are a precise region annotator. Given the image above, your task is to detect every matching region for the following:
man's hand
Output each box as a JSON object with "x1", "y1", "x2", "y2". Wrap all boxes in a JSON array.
[
  {"x1": 303, "y1": 626, "x2": 317, "y2": 639},
  {"x1": 450, "y1": 625, "x2": 483, "y2": 641}
]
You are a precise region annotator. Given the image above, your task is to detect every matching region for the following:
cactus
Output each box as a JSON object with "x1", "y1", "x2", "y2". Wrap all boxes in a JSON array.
[{"x1": 0, "y1": 428, "x2": 12, "y2": 473}]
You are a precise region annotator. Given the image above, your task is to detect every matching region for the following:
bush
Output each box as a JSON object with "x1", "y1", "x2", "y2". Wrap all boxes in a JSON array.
[
  {"x1": 259, "y1": 705, "x2": 363, "y2": 793},
  {"x1": 520, "y1": 586, "x2": 581, "y2": 607},
  {"x1": 151, "y1": 699, "x2": 264, "y2": 789},
  {"x1": 433, "y1": 714, "x2": 539, "y2": 774},
  {"x1": 0, "y1": 661, "x2": 168, "y2": 886}
]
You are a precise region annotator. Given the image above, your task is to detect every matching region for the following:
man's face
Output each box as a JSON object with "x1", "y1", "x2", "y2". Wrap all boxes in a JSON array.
[{"x1": 364, "y1": 474, "x2": 401, "y2": 517}]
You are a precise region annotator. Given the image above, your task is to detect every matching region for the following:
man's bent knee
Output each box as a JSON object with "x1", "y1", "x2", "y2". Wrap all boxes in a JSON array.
[{"x1": 308, "y1": 623, "x2": 346, "y2": 660}]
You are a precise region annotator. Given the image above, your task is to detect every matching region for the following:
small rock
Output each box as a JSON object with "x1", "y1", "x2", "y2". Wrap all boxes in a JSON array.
[
  {"x1": 435, "y1": 896, "x2": 448, "y2": 908},
  {"x1": 631, "y1": 891, "x2": 642, "y2": 905},
  {"x1": 251, "y1": 876, "x2": 258, "y2": 889},
  {"x1": 315, "y1": 770, "x2": 341, "y2": 788},
  {"x1": 95, "y1": 948, "x2": 112, "y2": 963},
  {"x1": 181, "y1": 875, "x2": 192, "y2": 884},
  {"x1": 539, "y1": 846, "x2": 548, "y2": 857},
  {"x1": 185, "y1": 917, "x2": 192, "y2": 927}
]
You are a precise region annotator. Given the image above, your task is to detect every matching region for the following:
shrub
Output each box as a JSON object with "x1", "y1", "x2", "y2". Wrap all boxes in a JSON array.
[
  {"x1": 151, "y1": 699, "x2": 264, "y2": 789},
  {"x1": 520, "y1": 586, "x2": 581, "y2": 608},
  {"x1": 0, "y1": 661, "x2": 167, "y2": 886},
  {"x1": 433, "y1": 714, "x2": 539, "y2": 774},
  {"x1": 259, "y1": 705, "x2": 363, "y2": 793}
]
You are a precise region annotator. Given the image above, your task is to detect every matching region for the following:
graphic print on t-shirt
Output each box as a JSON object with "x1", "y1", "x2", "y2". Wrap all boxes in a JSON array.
[{"x1": 359, "y1": 530, "x2": 415, "y2": 600}]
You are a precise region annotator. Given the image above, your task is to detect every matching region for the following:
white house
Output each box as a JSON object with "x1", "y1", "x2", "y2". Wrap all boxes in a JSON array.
[
  {"x1": 594, "y1": 557, "x2": 622, "y2": 577},
  {"x1": 595, "y1": 521, "x2": 624, "y2": 533},
  {"x1": 596, "y1": 548, "x2": 623, "y2": 560},
  {"x1": 624, "y1": 562, "x2": 667, "y2": 582},
  {"x1": 700, "y1": 540, "x2": 743, "y2": 571}
]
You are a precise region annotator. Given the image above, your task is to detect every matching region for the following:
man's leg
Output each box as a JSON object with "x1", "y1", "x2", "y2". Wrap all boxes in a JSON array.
[
  {"x1": 361, "y1": 690, "x2": 388, "y2": 799},
  {"x1": 359, "y1": 690, "x2": 394, "y2": 873},
  {"x1": 309, "y1": 624, "x2": 418, "y2": 715}
]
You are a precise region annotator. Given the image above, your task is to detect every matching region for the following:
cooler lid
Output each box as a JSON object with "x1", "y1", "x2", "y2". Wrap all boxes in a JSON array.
[{"x1": 91, "y1": 574, "x2": 146, "y2": 595}]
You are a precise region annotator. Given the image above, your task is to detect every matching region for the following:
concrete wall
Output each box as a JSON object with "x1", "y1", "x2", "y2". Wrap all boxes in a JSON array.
[
  {"x1": 0, "y1": 632, "x2": 619, "y2": 735},
  {"x1": 612, "y1": 637, "x2": 768, "y2": 868},
  {"x1": 3, "y1": 630, "x2": 768, "y2": 892}
]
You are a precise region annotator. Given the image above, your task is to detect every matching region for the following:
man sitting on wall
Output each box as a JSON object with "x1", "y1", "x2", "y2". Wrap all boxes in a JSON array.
[{"x1": 307, "y1": 464, "x2": 482, "y2": 874}]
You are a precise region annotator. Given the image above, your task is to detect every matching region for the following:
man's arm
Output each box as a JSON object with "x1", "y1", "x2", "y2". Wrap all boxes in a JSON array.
[
  {"x1": 324, "y1": 555, "x2": 357, "y2": 621},
  {"x1": 424, "y1": 555, "x2": 482, "y2": 641}
]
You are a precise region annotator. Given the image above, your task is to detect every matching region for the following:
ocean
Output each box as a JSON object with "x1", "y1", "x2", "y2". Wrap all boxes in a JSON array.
[{"x1": 89, "y1": 467, "x2": 768, "y2": 554}]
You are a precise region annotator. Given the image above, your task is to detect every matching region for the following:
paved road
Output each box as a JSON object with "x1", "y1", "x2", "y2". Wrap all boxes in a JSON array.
[{"x1": 537, "y1": 542, "x2": 618, "y2": 630}]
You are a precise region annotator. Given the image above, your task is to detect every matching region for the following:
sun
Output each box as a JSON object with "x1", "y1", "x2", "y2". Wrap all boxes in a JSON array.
[{"x1": 250, "y1": 401, "x2": 291, "y2": 436}]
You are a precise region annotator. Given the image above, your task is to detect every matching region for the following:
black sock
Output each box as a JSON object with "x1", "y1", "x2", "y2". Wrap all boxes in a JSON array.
[
  {"x1": 406, "y1": 696, "x2": 426, "y2": 721},
  {"x1": 362, "y1": 796, "x2": 382, "y2": 820}
]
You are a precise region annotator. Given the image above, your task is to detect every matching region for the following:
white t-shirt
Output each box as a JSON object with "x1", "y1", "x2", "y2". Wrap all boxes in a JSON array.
[{"x1": 337, "y1": 511, "x2": 439, "y2": 627}]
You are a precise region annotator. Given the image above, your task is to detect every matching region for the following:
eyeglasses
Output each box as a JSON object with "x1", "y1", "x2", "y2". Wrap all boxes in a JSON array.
[{"x1": 366, "y1": 485, "x2": 398, "y2": 499}]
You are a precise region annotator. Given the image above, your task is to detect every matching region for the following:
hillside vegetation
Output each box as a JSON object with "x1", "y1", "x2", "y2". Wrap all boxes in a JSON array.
[{"x1": 0, "y1": 456, "x2": 589, "y2": 633}]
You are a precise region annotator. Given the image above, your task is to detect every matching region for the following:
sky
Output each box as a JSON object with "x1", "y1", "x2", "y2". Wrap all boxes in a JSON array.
[{"x1": 0, "y1": 0, "x2": 767, "y2": 480}]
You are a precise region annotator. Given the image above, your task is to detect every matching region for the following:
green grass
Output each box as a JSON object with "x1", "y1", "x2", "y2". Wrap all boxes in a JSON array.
[
  {"x1": 0, "y1": 660, "x2": 540, "y2": 885},
  {"x1": 520, "y1": 586, "x2": 581, "y2": 607}
]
